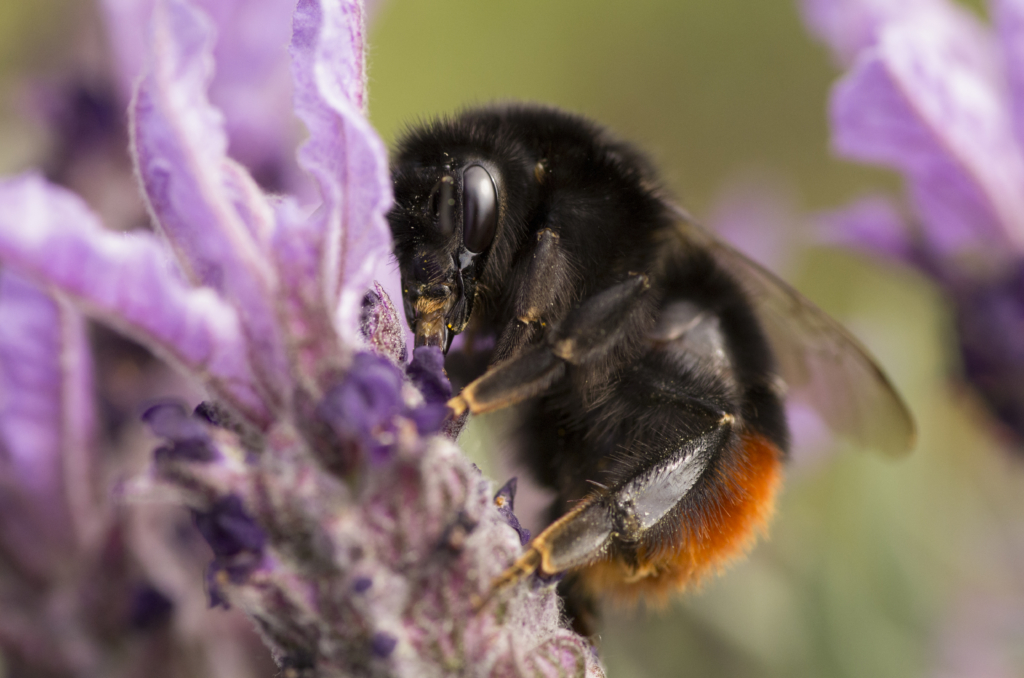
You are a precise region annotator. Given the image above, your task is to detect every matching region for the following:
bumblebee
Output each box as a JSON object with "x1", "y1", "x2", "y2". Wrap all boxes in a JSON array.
[{"x1": 387, "y1": 104, "x2": 914, "y2": 631}]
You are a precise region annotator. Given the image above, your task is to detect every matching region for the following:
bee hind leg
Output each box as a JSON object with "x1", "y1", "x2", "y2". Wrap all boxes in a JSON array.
[{"x1": 482, "y1": 407, "x2": 736, "y2": 607}]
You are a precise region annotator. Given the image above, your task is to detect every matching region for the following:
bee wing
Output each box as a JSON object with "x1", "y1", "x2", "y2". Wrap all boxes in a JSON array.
[{"x1": 674, "y1": 211, "x2": 916, "y2": 456}]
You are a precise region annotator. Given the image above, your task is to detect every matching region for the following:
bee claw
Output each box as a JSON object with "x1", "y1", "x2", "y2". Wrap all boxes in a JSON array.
[
  {"x1": 447, "y1": 395, "x2": 468, "y2": 417},
  {"x1": 476, "y1": 547, "x2": 543, "y2": 613}
]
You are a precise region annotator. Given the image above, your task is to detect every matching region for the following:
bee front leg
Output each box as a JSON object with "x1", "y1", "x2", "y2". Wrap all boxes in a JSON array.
[{"x1": 449, "y1": 272, "x2": 652, "y2": 416}]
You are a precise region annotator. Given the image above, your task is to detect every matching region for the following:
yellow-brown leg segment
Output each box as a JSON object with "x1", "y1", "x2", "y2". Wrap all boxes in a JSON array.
[{"x1": 449, "y1": 273, "x2": 652, "y2": 417}]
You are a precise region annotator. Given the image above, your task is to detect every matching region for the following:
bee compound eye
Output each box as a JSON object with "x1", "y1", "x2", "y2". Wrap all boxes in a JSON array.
[{"x1": 462, "y1": 165, "x2": 498, "y2": 253}]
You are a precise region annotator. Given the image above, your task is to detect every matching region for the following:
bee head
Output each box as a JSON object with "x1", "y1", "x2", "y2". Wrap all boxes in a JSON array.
[{"x1": 389, "y1": 155, "x2": 504, "y2": 353}]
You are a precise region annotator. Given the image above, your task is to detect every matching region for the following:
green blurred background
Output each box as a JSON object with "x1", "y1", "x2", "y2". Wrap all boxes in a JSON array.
[{"x1": 3, "y1": 0, "x2": 1022, "y2": 676}]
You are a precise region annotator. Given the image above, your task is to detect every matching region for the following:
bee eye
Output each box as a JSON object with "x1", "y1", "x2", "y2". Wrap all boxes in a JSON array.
[{"x1": 462, "y1": 165, "x2": 498, "y2": 253}]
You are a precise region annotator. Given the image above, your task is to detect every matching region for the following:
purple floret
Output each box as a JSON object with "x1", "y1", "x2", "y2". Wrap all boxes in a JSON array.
[
  {"x1": 129, "y1": 583, "x2": 175, "y2": 630},
  {"x1": 407, "y1": 402, "x2": 451, "y2": 436},
  {"x1": 370, "y1": 631, "x2": 398, "y2": 658},
  {"x1": 193, "y1": 495, "x2": 266, "y2": 559},
  {"x1": 406, "y1": 346, "x2": 454, "y2": 435},
  {"x1": 319, "y1": 353, "x2": 405, "y2": 442},
  {"x1": 143, "y1": 401, "x2": 209, "y2": 441},
  {"x1": 143, "y1": 401, "x2": 217, "y2": 462},
  {"x1": 406, "y1": 346, "x2": 452, "y2": 405}
]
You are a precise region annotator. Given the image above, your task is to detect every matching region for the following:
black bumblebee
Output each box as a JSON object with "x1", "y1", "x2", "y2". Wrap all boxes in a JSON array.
[{"x1": 387, "y1": 104, "x2": 914, "y2": 631}]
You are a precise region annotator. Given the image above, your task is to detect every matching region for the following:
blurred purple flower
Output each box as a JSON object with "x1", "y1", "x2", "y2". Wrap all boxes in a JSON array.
[
  {"x1": 706, "y1": 173, "x2": 807, "y2": 274},
  {"x1": 0, "y1": 0, "x2": 603, "y2": 675},
  {"x1": 801, "y1": 0, "x2": 1024, "y2": 442}
]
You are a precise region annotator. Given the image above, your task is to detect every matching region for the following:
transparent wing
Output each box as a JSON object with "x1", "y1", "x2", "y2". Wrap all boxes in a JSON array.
[{"x1": 671, "y1": 208, "x2": 916, "y2": 456}]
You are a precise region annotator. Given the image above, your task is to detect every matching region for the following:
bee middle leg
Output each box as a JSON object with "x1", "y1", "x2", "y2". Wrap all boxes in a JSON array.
[{"x1": 449, "y1": 272, "x2": 653, "y2": 416}]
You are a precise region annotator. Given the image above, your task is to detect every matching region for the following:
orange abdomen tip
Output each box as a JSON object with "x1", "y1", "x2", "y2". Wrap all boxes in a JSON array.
[{"x1": 579, "y1": 433, "x2": 784, "y2": 606}]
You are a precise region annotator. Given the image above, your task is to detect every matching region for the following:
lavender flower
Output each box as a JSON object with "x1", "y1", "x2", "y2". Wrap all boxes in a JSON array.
[
  {"x1": 801, "y1": 0, "x2": 1024, "y2": 442},
  {"x1": 0, "y1": 0, "x2": 602, "y2": 675},
  {"x1": 0, "y1": 271, "x2": 272, "y2": 677}
]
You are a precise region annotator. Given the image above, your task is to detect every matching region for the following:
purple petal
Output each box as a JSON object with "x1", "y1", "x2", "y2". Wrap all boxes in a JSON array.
[
  {"x1": 0, "y1": 173, "x2": 271, "y2": 426},
  {"x1": 102, "y1": 0, "x2": 305, "y2": 193},
  {"x1": 100, "y1": 0, "x2": 154, "y2": 103},
  {"x1": 0, "y1": 276, "x2": 91, "y2": 495},
  {"x1": 815, "y1": 194, "x2": 916, "y2": 263},
  {"x1": 131, "y1": 0, "x2": 293, "y2": 409},
  {"x1": 800, "y1": 0, "x2": 941, "y2": 66},
  {"x1": 267, "y1": 196, "x2": 351, "y2": 385},
  {"x1": 194, "y1": 0, "x2": 302, "y2": 192},
  {"x1": 831, "y1": 16, "x2": 1024, "y2": 253},
  {"x1": 994, "y1": 0, "x2": 1024, "y2": 152},
  {"x1": 0, "y1": 273, "x2": 93, "y2": 569},
  {"x1": 289, "y1": 0, "x2": 395, "y2": 343}
]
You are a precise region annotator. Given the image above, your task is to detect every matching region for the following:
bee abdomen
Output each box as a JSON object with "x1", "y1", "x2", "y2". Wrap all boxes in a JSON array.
[{"x1": 577, "y1": 432, "x2": 783, "y2": 606}]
